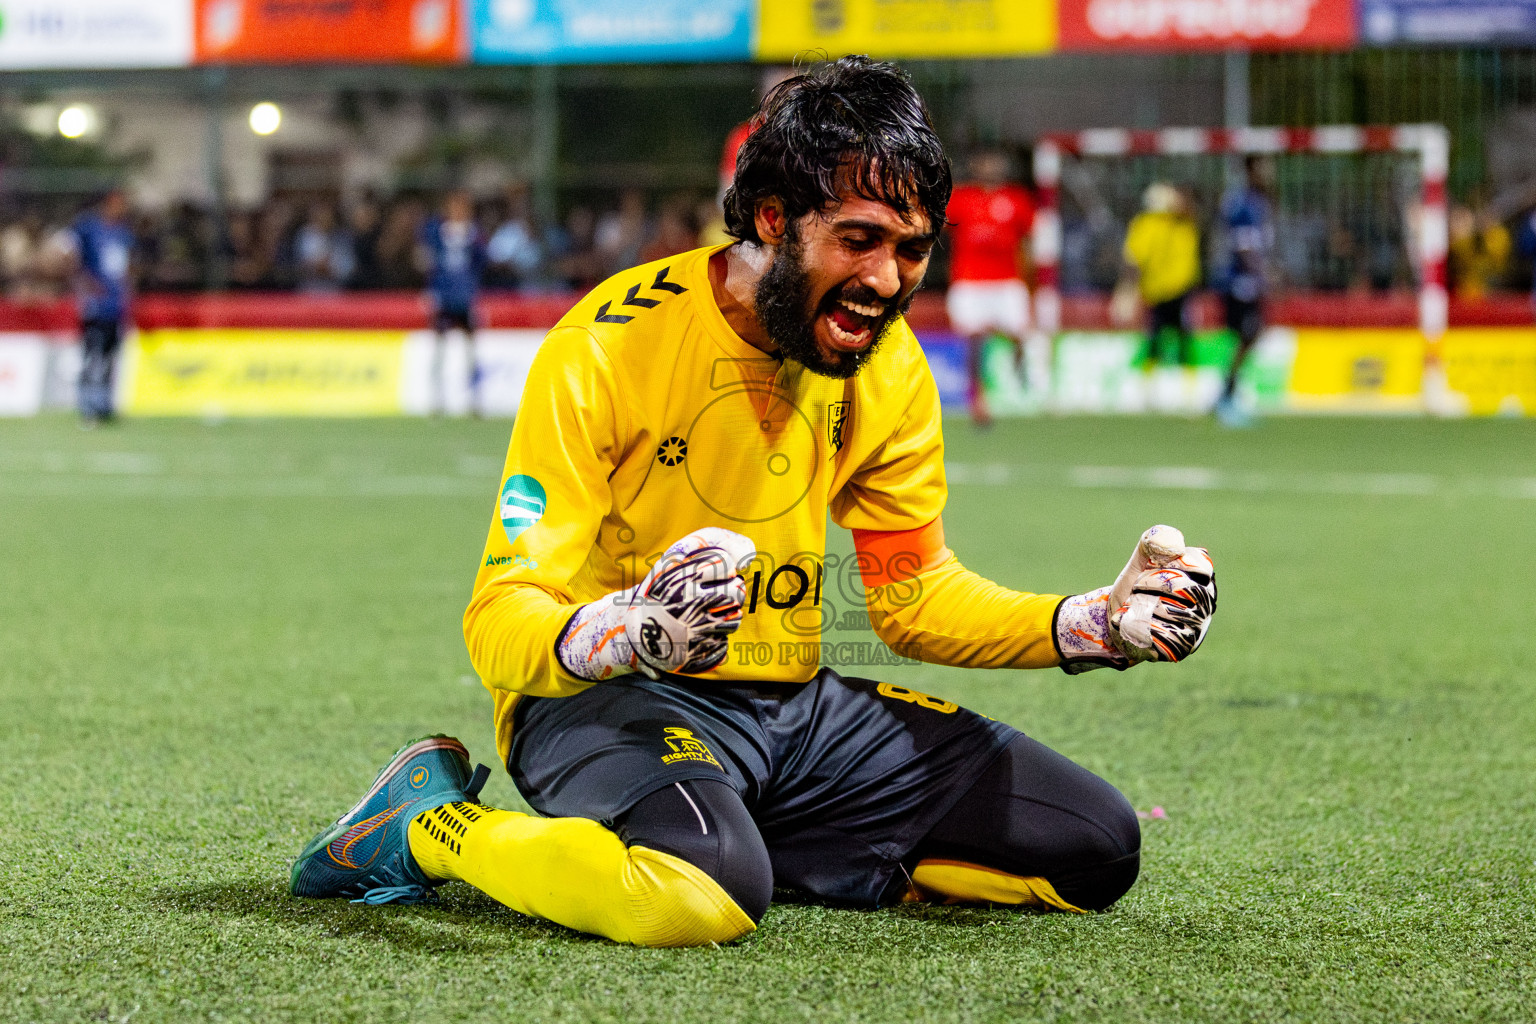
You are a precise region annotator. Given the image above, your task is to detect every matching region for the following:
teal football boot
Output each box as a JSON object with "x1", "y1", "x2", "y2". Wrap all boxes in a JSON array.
[{"x1": 290, "y1": 735, "x2": 490, "y2": 905}]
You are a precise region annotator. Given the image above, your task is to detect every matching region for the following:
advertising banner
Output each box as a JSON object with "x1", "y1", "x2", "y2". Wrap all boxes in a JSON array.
[
  {"x1": 922, "y1": 328, "x2": 1292, "y2": 414},
  {"x1": 31, "y1": 326, "x2": 1530, "y2": 419},
  {"x1": 757, "y1": 0, "x2": 1055, "y2": 60},
  {"x1": 194, "y1": 0, "x2": 461, "y2": 63},
  {"x1": 1361, "y1": 0, "x2": 1536, "y2": 44},
  {"x1": 471, "y1": 0, "x2": 753, "y2": 63},
  {"x1": 400, "y1": 329, "x2": 542, "y2": 416},
  {"x1": 0, "y1": 335, "x2": 48, "y2": 416},
  {"x1": 1439, "y1": 329, "x2": 1536, "y2": 415},
  {"x1": 1285, "y1": 328, "x2": 1425, "y2": 412},
  {"x1": 123, "y1": 330, "x2": 406, "y2": 417},
  {"x1": 0, "y1": 0, "x2": 193, "y2": 68},
  {"x1": 1057, "y1": 0, "x2": 1357, "y2": 50},
  {"x1": 115, "y1": 329, "x2": 544, "y2": 418}
]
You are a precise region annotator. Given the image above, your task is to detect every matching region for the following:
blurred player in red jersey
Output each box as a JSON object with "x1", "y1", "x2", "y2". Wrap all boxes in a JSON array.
[{"x1": 945, "y1": 150, "x2": 1035, "y2": 426}]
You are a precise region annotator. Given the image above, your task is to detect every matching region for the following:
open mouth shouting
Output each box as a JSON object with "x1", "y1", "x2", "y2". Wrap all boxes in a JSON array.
[
  {"x1": 821, "y1": 291, "x2": 890, "y2": 352},
  {"x1": 751, "y1": 229, "x2": 918, "y2": 381}
]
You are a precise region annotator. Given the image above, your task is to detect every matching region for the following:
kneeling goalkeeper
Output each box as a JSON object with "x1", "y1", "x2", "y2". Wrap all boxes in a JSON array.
[{"x1": 291, "y1": 57, "x2": 1218, "y2": 945}]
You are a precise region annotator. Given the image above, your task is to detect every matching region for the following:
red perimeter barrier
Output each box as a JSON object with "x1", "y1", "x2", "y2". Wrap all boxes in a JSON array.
[
  {"x1": 133, "y1": 292, "x2": 582, "y2": 330},
  {"x1": 2, "y1": 289, "x2": 1530, "y2": 335}
]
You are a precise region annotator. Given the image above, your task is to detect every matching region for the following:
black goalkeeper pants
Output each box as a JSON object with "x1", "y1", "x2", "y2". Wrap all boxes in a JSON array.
[
  {"x1": 613, "y1": 731, "x2": 1141, "y2": 922},
  {"x1": 514, "y1": 670, "x2": 1141, "y2": 921}
]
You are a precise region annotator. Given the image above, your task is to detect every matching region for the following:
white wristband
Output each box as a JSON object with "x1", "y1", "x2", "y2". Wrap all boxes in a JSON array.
[{"x1": 1054, "y1": 586, "x2": 1130, "y2": 674}]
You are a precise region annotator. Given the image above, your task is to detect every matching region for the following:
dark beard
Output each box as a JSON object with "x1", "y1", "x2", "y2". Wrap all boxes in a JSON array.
[{"x1": 752, "y1": 231, "x2": 910, "y2": 380}]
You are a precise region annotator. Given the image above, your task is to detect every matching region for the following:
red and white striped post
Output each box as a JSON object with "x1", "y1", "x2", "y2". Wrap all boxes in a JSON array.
[
  {"x1": 1031, "y1": 139, "x2": 1063, "y2": 336},
  {"x1": 1408, "y1": 125, "x2": 1451, "y2": 341}
]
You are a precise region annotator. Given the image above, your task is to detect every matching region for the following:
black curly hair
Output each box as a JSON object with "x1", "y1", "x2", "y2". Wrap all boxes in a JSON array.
[{"x1": 723, "y1": 55, "x2": 952, "y2": 244}]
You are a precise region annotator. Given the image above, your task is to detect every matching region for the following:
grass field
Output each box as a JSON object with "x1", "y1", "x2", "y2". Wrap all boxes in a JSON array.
[{"x1": 2, "y1": 413, "x2": 1534, "y2": 1023}]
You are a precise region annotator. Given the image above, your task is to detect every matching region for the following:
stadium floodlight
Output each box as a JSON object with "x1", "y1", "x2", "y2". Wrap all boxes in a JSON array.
[
  {"x1": 57, "y1": 105, "x2": 95, "y2": 139},
  {"x1": 249, "y1": 102, "x2": 282, "y2": 136}
]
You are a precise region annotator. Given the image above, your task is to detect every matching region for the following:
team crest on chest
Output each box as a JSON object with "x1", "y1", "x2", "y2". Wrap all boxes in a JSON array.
[{"x1": 827, "y1": 401, "x2": 850, "y2": 455}]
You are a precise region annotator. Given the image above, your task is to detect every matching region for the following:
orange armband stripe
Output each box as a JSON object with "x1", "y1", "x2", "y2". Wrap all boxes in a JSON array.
[{"x1": 852, "y1": 517, "x2": 953, "y2": 589}]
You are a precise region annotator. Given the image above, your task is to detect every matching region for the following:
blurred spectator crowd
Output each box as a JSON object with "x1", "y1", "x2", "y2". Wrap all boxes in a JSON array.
[
  {"x1": 0, "y1": 184, "x2": 731, "y2": 301},
  {"x1": 3, "y1": 182, "x2": 1535, "y2": 302}
]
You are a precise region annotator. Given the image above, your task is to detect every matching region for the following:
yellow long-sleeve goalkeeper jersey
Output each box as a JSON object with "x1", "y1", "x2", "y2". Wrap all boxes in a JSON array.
[{"x1": 466, "y1": 244, "x2": 1062, "y2": 764}]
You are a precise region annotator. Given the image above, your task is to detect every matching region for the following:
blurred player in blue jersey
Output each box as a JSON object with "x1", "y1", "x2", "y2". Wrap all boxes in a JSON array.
[
  {"x1": 1517, "y1": 206, "x2": 1536, "y2": 313},
  {"x1": 420, "y1": 190, "x2": 487, "y2": 415},
  {"x1": 1215, "y1": 156, "x2": 1275, "y2": 427},
  {"x1": 68, "y1": 189, "x2": 134, "y2": 425}
]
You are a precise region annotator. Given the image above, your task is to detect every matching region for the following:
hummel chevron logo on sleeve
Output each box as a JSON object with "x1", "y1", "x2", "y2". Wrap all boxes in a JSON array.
[
  {"x1": 594, "y1": 302, "x2": 633, "y2": 324},
  {"x1": 592, "y1": 265, "x2": 688, "y2": 326},
  {"x1": 621, "y1": 283, "x2": 660, "y2": 309},
  {"x1": 649, "y1": 266, "x2": 686, "y2": 294}
]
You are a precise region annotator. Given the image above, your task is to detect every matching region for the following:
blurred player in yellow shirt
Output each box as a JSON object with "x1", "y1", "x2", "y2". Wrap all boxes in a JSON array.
[
  {"x1": 291, "y1": 57, "x2": 1219, "y2": 947},
  {"x1": 1449, "y1": 202, "x2": 1512, "y2": 300},
  {"x1": 1114, "y1": 182, "x2": 1202, "y2": 371}
]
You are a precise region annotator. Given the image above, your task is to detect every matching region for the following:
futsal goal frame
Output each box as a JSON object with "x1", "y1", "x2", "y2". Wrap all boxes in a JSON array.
[{"x1": 1029, "y1": 124, "x2": 1452, "y2": 341}]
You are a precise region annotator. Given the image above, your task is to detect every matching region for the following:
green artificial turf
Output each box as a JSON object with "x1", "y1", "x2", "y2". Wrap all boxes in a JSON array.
[{"x1": 1, "y1": 413, "x2": 1533, "y2": 1023}]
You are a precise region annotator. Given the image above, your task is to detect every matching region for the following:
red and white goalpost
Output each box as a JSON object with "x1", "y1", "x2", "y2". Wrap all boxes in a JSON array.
[{"x1": 1030, "y1": 124, "x2": 1451, "y2": 341}]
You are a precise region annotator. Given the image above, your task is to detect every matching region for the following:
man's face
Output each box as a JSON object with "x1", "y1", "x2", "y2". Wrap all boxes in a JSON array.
[
  {"x1": 753, "y1": 195, "x2": 935, "y2": 379},
  {"x1": 1248, "y1": 158, "x2": 1276, "y2": 193}
]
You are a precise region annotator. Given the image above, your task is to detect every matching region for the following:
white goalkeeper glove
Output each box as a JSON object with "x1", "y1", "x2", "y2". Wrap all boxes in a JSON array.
[
  {"x1": 557, "y1": 527, "x2": 758, "y2": 682},
  {"x1": 1054, "y1": 524, "x2": 1216, "y2": 674}
]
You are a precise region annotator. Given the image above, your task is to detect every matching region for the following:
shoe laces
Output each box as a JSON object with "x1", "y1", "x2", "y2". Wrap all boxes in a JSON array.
[
  {"x1": 347, "y1": 761, "x2": 492, "y2": 908},
  {"x1": 353, "y1": 884, "x2": 437, "y2": 906}
]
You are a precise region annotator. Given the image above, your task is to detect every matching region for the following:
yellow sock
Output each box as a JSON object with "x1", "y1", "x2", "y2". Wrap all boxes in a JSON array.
[
  {"x1": 408, "y1": 801, "x2": 755, "y2": 947},
  {"x1": 910, "y1": 858, "x2": 1085, "y2": 913}
]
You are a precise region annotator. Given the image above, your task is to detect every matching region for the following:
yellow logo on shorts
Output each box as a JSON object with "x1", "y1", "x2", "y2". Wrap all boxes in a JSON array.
[
  {"x1": 660, "y1": 727, "x2": 722, "y2": 770},
  {"x1": 876, "y1": 682, "x2": 958, "y2": 714},
  {"x1": 409, "y1": 766, "x2": 430, "y2": 788}
]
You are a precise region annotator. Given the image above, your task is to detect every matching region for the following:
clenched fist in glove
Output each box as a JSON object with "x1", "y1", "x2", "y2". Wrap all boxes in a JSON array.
[
  {"x1": 1054, "y1": 525, "x2": 1216, "y2": 674},
  {"x1": 557, "y1": 527, "x2": 758, "y2": 681}
]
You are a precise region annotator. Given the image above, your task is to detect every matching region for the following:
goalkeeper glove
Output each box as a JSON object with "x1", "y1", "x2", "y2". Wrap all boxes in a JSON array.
[
  {"x1": 1054, "y1": 524, "x2": 1216, "y2": 674},
  {"x1": 557, "y1": 527, "x2": 757, "y2": 682}
]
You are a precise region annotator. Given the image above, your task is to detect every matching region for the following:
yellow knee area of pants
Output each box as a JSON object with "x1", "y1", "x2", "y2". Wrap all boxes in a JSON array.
[
  {"x1": 408, "y1": 804, "x2": 755, "y2": 948},
  {"x1": 910, "y1": 859, "x2": 1085, "y2": 913}
]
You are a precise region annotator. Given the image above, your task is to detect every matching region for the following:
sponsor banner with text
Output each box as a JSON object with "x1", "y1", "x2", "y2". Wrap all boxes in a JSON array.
[
  {"x1": 1439, "y1": 329, "x2": 1536, "y2": 415},
  {"x1": 194, "y1": 0, "x2": 462, "y2": 63},
  {"x1": 1361, "y1": 0, "x2": 1536, "y2": 44},
  {"x1": 400, "y1": 329, "x2": 543, "y2": 415},
  {"x1": 0, "y1": 334, "x2": 49, "y2": 416},
  {"x1": 758, "y1": 0, "x2": 1055, "y2": 60},
  {"x1": 123, "y1": 330, "x2": 406, "y2": 417},
  {"x1": 115, "y1": 328, "x2": 546, "y2": 417},
  {"x1": 27, "y1": 326, "x2": 1533, "y2": 418},
  {"x1": 471, "y1": 0, "x2": 753, "y2": 63},
  {"x1": 1057, "y1": 0, "x2": 1357, "y2": 50},
  {"x1": 924, "y1": 328, "x2": 1294, "y2": 414},
  {"x1": 1286, "y1": 328, "x2": 1425, "y2": 412},
  {"x1": 0, "y1": 0, "x2": 193, "y2": 68}
]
